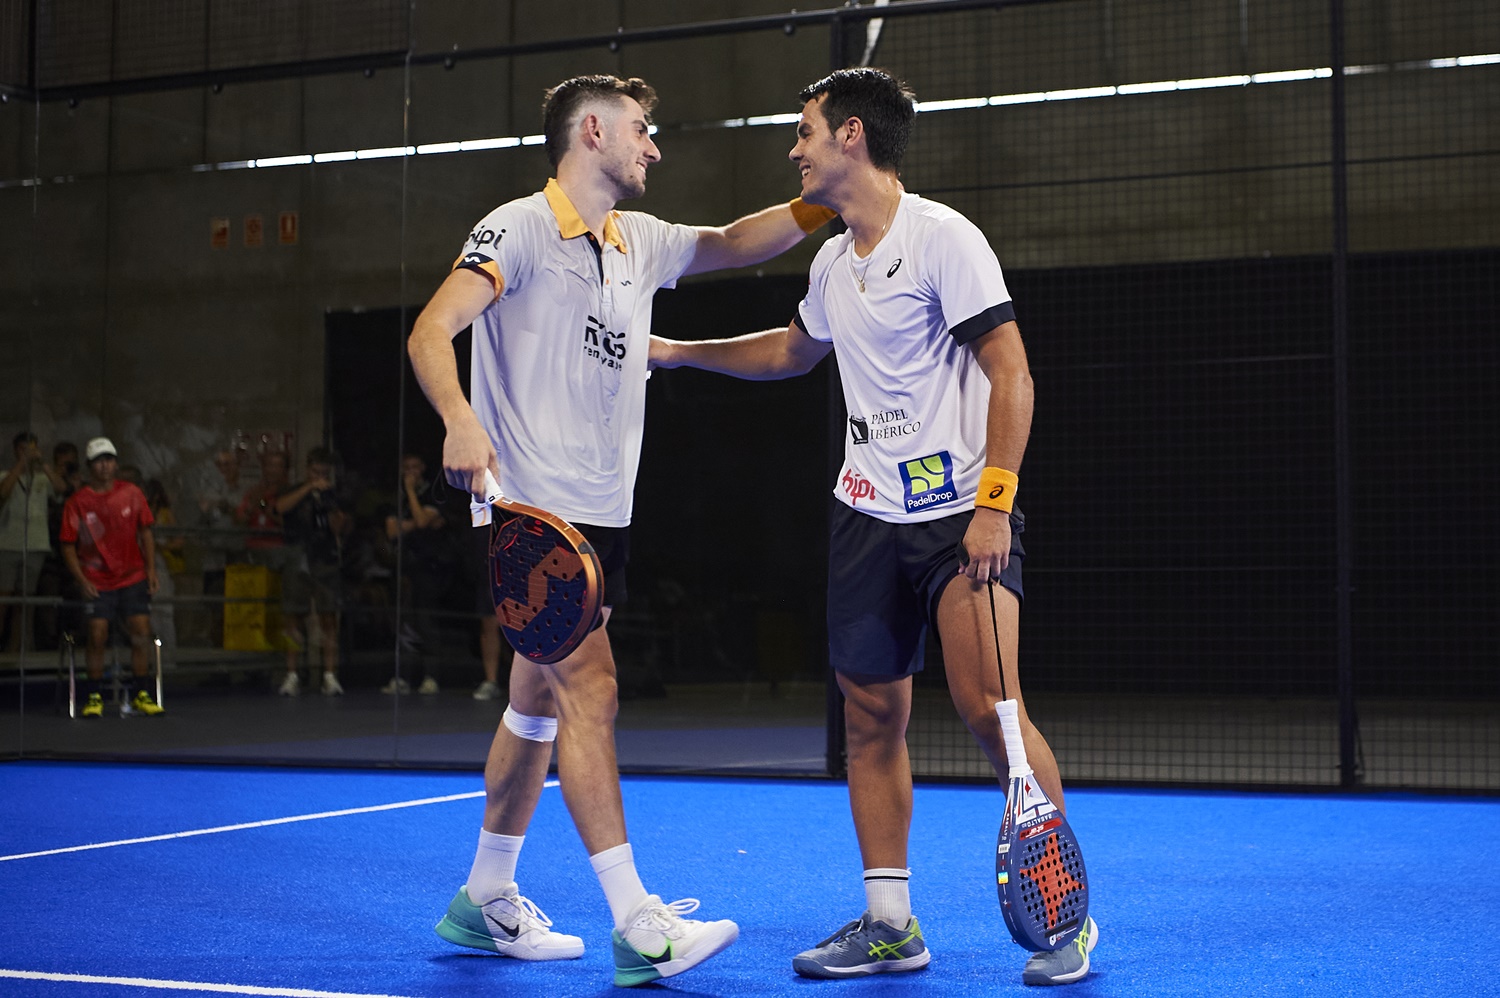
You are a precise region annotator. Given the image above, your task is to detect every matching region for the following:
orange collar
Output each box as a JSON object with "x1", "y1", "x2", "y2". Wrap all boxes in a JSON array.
[{"x1": 544, "y1": 178, "x2": 627, "y2": 252}]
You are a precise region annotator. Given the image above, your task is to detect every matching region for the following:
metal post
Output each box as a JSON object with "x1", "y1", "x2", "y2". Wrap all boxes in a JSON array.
[
  {"x1": 64, "y1": 632, "x2": 76, "y2": 719},
  {"x1": 1330, "y1": 0, "x2": 1358, "y2": 787}
]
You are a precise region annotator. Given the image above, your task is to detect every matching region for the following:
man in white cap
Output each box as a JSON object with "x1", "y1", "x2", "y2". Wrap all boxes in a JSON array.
[{"x1": 59, "y1": 437, "x2": 164, "y2": 717}]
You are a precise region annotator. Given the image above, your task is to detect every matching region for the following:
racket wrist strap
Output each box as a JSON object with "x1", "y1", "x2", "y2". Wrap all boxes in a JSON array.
[
  {"x1": 790, "y1": 197, "x2": 838, "y2": 233},
  {"x1": 975, "y1": 466, "x2": 1018, "y2": 514}
]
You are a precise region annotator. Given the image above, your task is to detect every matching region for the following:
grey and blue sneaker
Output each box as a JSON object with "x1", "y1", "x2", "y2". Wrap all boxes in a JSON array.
[
  {"x1": 792, "y1": 912, "x2": 931, "y2": 978},
  {"x1": 434, "y1": 885, "x2": 584, "y2": 960},
  {"x1": 1022, "y1": 916, "x2": 1098, "y2": 986}
]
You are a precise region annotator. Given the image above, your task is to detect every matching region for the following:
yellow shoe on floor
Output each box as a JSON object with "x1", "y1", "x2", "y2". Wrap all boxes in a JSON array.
[
  {"x1": 80, "y1": 693, "x2": 104, "y2": 718},
  {"x1": 132, "y1": 690, "x2": 166, "y2": 716}
]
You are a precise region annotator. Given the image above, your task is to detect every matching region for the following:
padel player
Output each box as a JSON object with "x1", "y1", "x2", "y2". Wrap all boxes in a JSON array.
[
  {"x1": 650, "y1": 68, "x2": 1097, "y2": 986},
  {"x1": 407, "y1": 74, "x2": 836, "y2": 987}
]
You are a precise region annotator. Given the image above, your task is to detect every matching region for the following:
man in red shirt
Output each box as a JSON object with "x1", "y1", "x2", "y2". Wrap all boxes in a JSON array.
[{"x1": 59, "y1": 437, "x2": 163, "y2": 717}]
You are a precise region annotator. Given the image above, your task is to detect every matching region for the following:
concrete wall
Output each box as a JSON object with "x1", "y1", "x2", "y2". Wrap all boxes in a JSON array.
[{"x1": 0, "y1": 0, "x2": 1495, "y2": 501}]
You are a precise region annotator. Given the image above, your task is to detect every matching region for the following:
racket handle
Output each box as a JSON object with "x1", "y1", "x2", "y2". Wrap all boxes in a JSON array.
[
  {"x1": 995, "y1": 699, "x2": 1033, "y2": 778},
  {"x1": 482, "y1": 469, "x2": 504, "y2": 505}
]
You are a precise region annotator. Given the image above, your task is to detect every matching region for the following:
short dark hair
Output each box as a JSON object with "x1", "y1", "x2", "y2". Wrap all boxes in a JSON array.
[
  {"x1": 542, "y1": 75, "x2": 658, "y2": 169},
  {"x1": 306, "y1": 446, "x2": 337, "y2": 468},
  {"x1": 12, "y1": 431, "x2": 36, "y2": 450},
  {"x1": 797, "y1": 68, "x2": 916, "y2": 172}
]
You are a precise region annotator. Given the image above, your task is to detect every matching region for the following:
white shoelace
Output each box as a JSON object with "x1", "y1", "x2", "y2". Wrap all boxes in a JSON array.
[
  {"x1": 641, "y1": 897, "x2": 702, "y2": 932},
  {"x1": 500, "y1": 893, "x2": 554, "y2": 930}
]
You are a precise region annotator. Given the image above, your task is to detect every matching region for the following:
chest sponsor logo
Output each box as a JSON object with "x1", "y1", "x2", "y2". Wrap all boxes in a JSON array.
[
  {"x1": 898, "y1": 451, "x2": 959, "y2": 514},
  {"x1": 840, "y1": 468, "x2": 876, "y2": 506},
  {"x1": 886, "y1": 257, "x2": 903, "y2": 278},
  {"x1": 583, "y1": 313, "x2": 627, "y2": 370},
  {"x1": 850, "y1": 407, "x2": 921, "y2": 445}
]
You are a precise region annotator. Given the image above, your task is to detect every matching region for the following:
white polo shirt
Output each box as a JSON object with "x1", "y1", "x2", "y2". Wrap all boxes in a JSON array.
[
  {"x1": 455, "y1": 179, "x2": 698, "y2": 527},
  {"x1": 795, "y1": 192, "x2": 1016, "y2": 524}
]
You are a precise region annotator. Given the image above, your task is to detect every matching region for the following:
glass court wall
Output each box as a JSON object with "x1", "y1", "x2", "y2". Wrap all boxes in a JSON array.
[{"x1": 1, "y1": 0, "x2": 1496, "y2": 791}]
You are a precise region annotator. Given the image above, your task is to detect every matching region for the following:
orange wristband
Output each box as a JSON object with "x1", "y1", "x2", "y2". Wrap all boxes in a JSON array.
[
  {"x1": 975, "y1": 467, "x2": 1018, "y2": 513},
  {"x1": 790, "y1": 197, "x2": 838, "y2": 234}
]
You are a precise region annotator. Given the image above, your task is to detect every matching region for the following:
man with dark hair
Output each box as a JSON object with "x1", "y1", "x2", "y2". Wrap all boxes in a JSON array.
[
  {"x1": 59, "y1": 437, "x2": 163, "y2": 717},
  {"x1": 1, "y1": 432, "x2": 68, "y2": 651},
  {"x1": 652, "y1": 68, "x2": 1097, "y2": 986},
  {"x1": 275, "y1": 447, "x2": 349, "y2": 696},
  {"x1": 409, "y1": 72, "x2": 837, "y2": 987}
]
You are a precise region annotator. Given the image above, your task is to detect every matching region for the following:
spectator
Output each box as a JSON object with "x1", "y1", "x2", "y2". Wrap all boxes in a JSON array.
[
  {"x1": 144, "y1": 479, "x2": 184, "y2": 671},
  {"x1": 59, "y1": 437, "x2": 164, "y2": 717},
  {"x1": 1, "y1": 432, "x2": 68, "y2": 652},
  {"x1": 35, "y1": 441, "x2": 82, "y2": 649},
  {"x1": 237, "y1": 450, "x2": 289, "y2": 551},
  {"x1": 383, "y1": 453, "x2": 450, "y2": 695},
  {"x1": 459, "y1": 508, "x2": 506, "y2": 701},
  {"x1": 275, "y1": 447, "x2": 350, "y2": 696},
  {"x1": 52, "y1": 441, "x2": 83, "y2": 497},
  {"x1": 197, "y1": 449, "x2": 246, "y2": 646}
]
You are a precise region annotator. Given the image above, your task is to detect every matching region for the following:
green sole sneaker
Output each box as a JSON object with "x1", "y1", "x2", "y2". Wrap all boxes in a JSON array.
[{"x1": 434, "y1": 886, "x2": 583, "y2": 960}]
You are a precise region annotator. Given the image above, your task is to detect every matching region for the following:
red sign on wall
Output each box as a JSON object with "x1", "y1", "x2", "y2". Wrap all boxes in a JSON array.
[
  {"x1": 244, "y1": 214, "x2": 264, "y2": 248},
  {"x1": 279, "y1": 211, "x2": 299, "y2": 246},
  {"x1": 210, "y1": 217, "x2": 230, "y2": 249}
]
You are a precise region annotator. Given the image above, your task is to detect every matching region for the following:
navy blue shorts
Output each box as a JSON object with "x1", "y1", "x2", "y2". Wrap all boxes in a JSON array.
[
  {"x1": 828, "y1": 502, "x2": 1024, "y2": 680},
  {"x1": 83, "y1": 579, "x2": 151, "y2": 623}
]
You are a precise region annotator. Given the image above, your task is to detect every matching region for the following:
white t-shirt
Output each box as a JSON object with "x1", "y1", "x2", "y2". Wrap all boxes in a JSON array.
[
  {"x1": 796, "y1": 192, "x2": 1016, "y2": 523},
  {"x1": 457, "y1": 180, "x2": 698, "y2": 527},
  {"x1": 0, "y1": 470, "x2": 54, "y2": 552}
]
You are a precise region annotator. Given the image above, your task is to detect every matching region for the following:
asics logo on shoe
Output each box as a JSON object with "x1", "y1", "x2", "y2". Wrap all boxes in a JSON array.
[
  {"x1": 867, "y1": 926, "x2": 920, "y2": 960},
  {"x1": 485, "y1": 914, "x2": 521, "y2": 939}
]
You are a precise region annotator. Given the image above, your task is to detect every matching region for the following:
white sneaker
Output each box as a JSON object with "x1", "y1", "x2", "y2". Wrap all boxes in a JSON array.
[
  {"x1": 612, "y1": 895, "x2": 739, "y2": 986},
  {"x1": 472, "y1": 680, "x2": 502, "y2": 701},
  {"x1": 417, "y1": 676, "x2": 440, "y2": 695},
  {"x1": 434, "y1": 885, "x2": 584, "y2": 961},
  {"x1": 380, "y1": 677, "x2": 410, "y2": 695},
  {"x1": 277, "y1": 672, "x2": 301, "y2": 696},
  {"x1": 321, "y1": 672, "x2": 344, "y2": 696}
]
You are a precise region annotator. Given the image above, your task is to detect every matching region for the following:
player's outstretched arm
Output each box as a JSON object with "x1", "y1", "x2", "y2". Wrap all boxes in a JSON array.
[
  {"x1": 683, "y1": 199, "x2": 837, "y2": 276},
  {"x1": 650, "y1": 318, "x2": 831, "y2": 381},
  {"x1": 408, "y1": 267, "x2": 504, "y2": 498}
]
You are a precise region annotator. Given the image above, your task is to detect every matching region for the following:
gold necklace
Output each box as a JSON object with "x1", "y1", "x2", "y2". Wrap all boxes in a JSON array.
[{"x1": 848, "y1": 191, "x2": 901, "y2": 293}]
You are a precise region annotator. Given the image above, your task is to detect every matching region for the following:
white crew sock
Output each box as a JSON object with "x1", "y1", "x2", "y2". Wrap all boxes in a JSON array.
[
  {"x1": 590, "y1": 842, "x2": 649, "y2": 931},
  {"x1": 465, "y1": 830, "x2": 524, "y2": 905},
  {"x1": 865, "y1": 867, "x2": 913, "y2": 927}
]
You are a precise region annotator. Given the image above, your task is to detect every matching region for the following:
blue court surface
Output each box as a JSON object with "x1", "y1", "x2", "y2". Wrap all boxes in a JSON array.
[{"x1": 1, "y1": 762, "x2": 1496, "y2": 998}]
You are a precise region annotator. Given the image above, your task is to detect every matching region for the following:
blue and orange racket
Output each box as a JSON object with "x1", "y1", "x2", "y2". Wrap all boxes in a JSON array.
[
  {"x1": 960, "y1": 545, "x2": 1090, "y2": 952},
  {"x1": 477, "y1": 471, "x2": 603, "y2": 665}
]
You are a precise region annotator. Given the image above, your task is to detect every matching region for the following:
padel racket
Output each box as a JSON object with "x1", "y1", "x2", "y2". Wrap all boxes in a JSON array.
[
  {"x1": 994, "y1": 696, "x2": 1089, "y2": 951},
  {"x1": 475, "y1": 470, "x2": 603, "y2": 665},
  {"x1": 961, "y1": 542, "x2": 1090, "y2": 951}
]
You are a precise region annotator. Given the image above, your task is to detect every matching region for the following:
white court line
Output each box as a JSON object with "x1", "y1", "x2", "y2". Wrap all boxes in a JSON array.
[
  {"x1": 0, "y1": 781, "x2": 560, "y2": 863},
  {"x1": 0, "y1": 968, "x2": 421, "y2": 997}
]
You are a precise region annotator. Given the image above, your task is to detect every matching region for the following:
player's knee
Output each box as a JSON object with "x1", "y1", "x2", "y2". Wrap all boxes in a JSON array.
[{"x1": 503, "y1": 704, "x2": 558, "y2": 743}]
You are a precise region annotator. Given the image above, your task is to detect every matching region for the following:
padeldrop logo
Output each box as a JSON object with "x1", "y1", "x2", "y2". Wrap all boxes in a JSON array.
[{"x1": 898, "y1": 451, "x2": 958, "y2": 514}]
